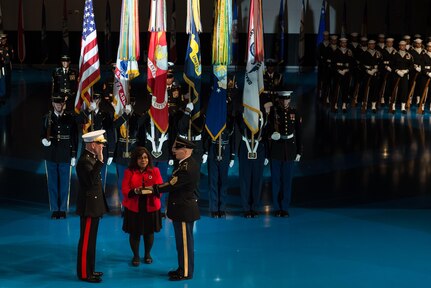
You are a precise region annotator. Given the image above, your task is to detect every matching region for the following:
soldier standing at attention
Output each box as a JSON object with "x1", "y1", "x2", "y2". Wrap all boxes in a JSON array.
[
  {"x1": 41, "y1": 93, "x2": 78, "y2": 219},
  {"x1": 409, "y1": 38, "x2": 425, "y2": 106},
  {"x1": 76, "y1": 130, "x2": 109, "y2": 283},
  {"x1": 360, "y1": 40, "x2": 382, "y2": 113},
  {"x1": 380, "y1": 38, "x2": 397, "y2": 107},
  {"x1": 391, "y1": 41, "x2": 414, "y2": 114},
  {"x1": 52, "y1": 55, "x2": 78, "y2": 111},
  {"x1": 268, "y1": 91, "x2": 302, "y2": 217}
]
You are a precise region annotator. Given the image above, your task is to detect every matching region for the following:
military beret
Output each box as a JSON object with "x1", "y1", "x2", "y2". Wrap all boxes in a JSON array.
[
  {"x1": 173, "y1": 136, "x2": 196, "y2": 149},
  {"x1": 82, "y1": 130, "x2": 107, "y2": 143}
]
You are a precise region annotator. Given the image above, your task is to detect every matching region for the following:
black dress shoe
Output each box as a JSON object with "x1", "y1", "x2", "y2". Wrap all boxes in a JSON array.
[
  {"x1": 58, "y1": 211, "x2": 67, "y2": 219},
  {"x1": 51, "y1": 211, "x2": 59, "y2": 219},
  {"x1": 161, "y1": 212, "x2": 166, "y2": 219},
  {"x1": 211, "y1": 212, "x2": 220, "y2": 218},
  {"x1": 251, "y1": 210, "x2": 258, "y2": 217},
  {"x1": 169, "y1": 273, "x2": 193, "y2": 281},
  {"x1": 219, "y1": 211, "x2": 226, "y2": 218},
  {"x1": 81, "y1": 275, "x2": 102, "y2": 283},
  {"x1": 274, "y1": 210, "x2": 282, "y2": 217},
  {"x1": 92, "y1": 272, "x2": 103, "y2": 277},
  {"x1": 168, "y1": 268, "x2": 181, "y2": 277},
  {"x1": 132, "y1": 257, "x2": 140, "y2": 267},
  {"x1": 280, "y1": 210, "x2": 289, "y2": 217},
  {"x1": 244, "y1": 211, "x2": 252, "y2": 218},
  {"x1": 144, "y1": 256, "x2": 153, "y2": 264}
]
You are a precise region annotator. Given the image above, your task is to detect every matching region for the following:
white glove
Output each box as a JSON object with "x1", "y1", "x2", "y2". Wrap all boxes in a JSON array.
[
  {"x1": 294, "y1": 154, "x2": 301, "y2": 162},
  {"x1": 107, "y1": 157, "x2": 113, "y2": 165},
  {"x1": 428, "y1": 72, "x2": 431, "y2": 78},
  {"x1": 70, "y1": 157, "x2": 76, "y2": 167},
  {"x1": 366, "y1": 69, "x2": 374, "y2": 76},
  {"x1": 125, "y1": 104, "x2": 132, "y2": 115},
  {"x1": 186, "y1": 102, "x2": 194, "y2": 112},
  {"x1": 229, "y1": 160, "x2": 234, "y2": 168},
  {"x1": 371, "y1": 68, "x2": 378, "y2": 75},
  {"x1": 88, "y1": 101, "x2": 97, "y2": 112},
  {"x1": 402, "y1": 69, "x2": 409, "y2": 74},
  {"x1": 42, "y1": 138, "x2": 51, "y2": 147},
  {"x1": 337, "y1": 69, "x2": 345, "y2": 76},
  {"x1": 264, "y1": 158, "x2": 269, "y2": 166},
  {"x1": 202, "y1": 153, "x2": 208, "y2": 164},
  {"x1": 415, "y1": 66, "x2": 421, "y2": 72},
  {"x1": 168, "y1": 159, "x2": 174, "y2": 166},
  {"x1": 271, "y1": 132, "x2": 281, "y2": 141},
  {"x1": 385, "y1": 66, "x2": 392, "y2": 72},
  {"x1": 396, "y1": 70, "x2": 404, "y2": 77}
]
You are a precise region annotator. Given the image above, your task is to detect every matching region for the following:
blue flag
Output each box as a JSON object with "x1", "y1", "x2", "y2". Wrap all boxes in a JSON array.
[
  {"x1": 183, "y1": 18, "x2": 202, "y2": 122},
  {"x1": 206, "y1": 65, "x2": 227, "y2": 140},
  {"x1": 316, "y1": 0, "x2": 326, "y2": 47},
  {"x1": 232, "y1": 0, "x2": 238, "y2": 64}
]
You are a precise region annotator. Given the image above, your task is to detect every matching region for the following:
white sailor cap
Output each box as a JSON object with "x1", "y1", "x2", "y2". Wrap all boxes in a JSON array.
[
  {"x1": 339, "y1": 37, "x2": 348, "y2": 42},
  {"x1": 399, "y1": 40, "x2": 407, "y2": 45},
  {"x1": 403, "y1": 35, "x2": 411, "y2": 40},
  {"x1": 277, "y1": 91, "x2": 293, "y2": 99},
  {"x1": 414, "y1": 34, "x2": 422, "y2": 39},
  {"x1": 427, "y1": 42, "x2": 431, "y2": 47},
  {"x1": 414, "y1": 38, "x2": 423, "y2": 44},
  {"x1": 386, "y1": 38, "x2": 394, "y2": 42},
  {"x1": 368, "y1": 40, "x2": 376, "y2": 44},
  {"x1": 350, "y1": 32, "x2": 359, "y2": 37},
  {"x1": 323, "y1": 31, "x2": 329, "y2": 36},
  {"x1": 82, "y1": 130, "x2": 107, "y2": 143},
  {"x1": 378, "y1": 34, "x2": 385, "y2": 38},
  {"x1": 330, "y1": 35, "x2": 338, "y2": 40},
  {"x1": 360, "y1": 36, "x2": 368, "y2": 42}
]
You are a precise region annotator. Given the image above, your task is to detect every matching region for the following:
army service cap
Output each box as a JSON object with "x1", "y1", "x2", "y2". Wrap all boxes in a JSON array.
[
  {"x1": 61, "y1": 55, "x2": 71, "y2": 61},
  {"x1": 51, "y1": 93, "x2": 66, "y2": 103},
  {"x1": 82, "y1": 130, "x2": 107, "y2": 143},
  {"x1": 277, "y1": 91, "x2": 293, "y2": 100},
  {"x1": 173, "y1": 136, "x2": 196, "y2": 149}
]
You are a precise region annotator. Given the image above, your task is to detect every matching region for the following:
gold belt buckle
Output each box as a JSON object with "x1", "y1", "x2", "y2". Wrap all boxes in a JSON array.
[{"x1": 247, "y1": 152, "x2": 257, "y2": 159}]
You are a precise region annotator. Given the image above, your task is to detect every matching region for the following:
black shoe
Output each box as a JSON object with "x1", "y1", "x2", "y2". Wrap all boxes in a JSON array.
[
  {"x1": 161, "y1": 212, "x2": 166, "y2": 219},
  {"x1": 251, "y1": 210, "x2": 258, "y2": 217},
  {"x1": 58, "y1": 211, "x2": 67, "y2": 219},
  {"x1": 92, "y1": 271, "x2": 103, "y2": 277},
  {"x1": 81, "y1": 275, "x2": 102, "y2": 283},
  {"x1": 219, "y1": 211, "x2": 226, "y2": 218},
  {"x1": 244, "y1": 211, "x2": 252, "y2": 218},
  {"x1": 402, "y1": 109, "x2": 407, "y2": 114},
  {"x1": 131, "y1": 257, "x2": 140, "y2": 267},
  {"x1": 274, "y1": 210, "x2": 282, "y2": 217},
  {"x1": 51, "y1": 211, "x2": 59, "y2": 219},
  {"x1": 211, "y1": 212, "x2": 220, "y2": 218},
  {"x1": 144, "y1": 256, "x2": 153, "y2": 264},
  {"x1": 372, "y1": 108, "x2": 377, "y2": 114},
  {"x1": 168, "y1": 268, "x2": 181, "y2": 277},
  {"x1": 169, "y1": 273, "x2": 193, "y2": 281},
  {"x1": 280, "y1": 210, "x2": 289, "y2": 218}
]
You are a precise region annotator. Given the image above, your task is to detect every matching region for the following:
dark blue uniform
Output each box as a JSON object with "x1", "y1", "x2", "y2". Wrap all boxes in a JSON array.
[
  {"x1": 237, "y1": 112, "x2": 268, "y2": 217},
  {"x1": 206, "y1": 118, "x2": 235, "y2": 215},
  {"x1": 52, "y1": 67, "x2": 78, "y2": 111},
  {"x1": 268, "y1": 104, "x2": 302, "y2": 215},
  {"x1": 41, "y1": 108, "x2": 78, "y2": 216},
  {"x1": 76, "y1": 149, "x2": 109, "y2": 282}
]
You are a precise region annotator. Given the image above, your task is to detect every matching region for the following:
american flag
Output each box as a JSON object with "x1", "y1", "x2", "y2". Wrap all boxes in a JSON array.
[{"x1": 74, "y1": 0, "x2": 101, "y2": 113}]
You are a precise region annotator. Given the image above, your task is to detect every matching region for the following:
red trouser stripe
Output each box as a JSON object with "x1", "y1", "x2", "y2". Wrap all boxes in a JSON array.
[{"x1": 81, "y1": 217, "x2": 92, "y2": 279}]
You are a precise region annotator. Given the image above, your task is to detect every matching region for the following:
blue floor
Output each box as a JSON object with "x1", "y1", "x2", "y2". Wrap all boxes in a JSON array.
[{"x1": 2, "y1": 67, "x2": 431, "y2": 287}]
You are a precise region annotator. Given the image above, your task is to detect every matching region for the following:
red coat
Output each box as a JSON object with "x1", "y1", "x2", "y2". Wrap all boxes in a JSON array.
[{"x1": 121, "y1": 167, "x2": 163, "y2": 213}]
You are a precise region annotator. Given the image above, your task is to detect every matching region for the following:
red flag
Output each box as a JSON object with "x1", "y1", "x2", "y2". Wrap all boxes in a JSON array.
[
  {"x1": 74, "y1": 0, "x2": 101, "y2": 114},
  {"x1": 17, "y1": 0, "x2": 25, "y2": 63},
  {"x1": 147, "y1": 31, "x2": 169, "y2": 134}
]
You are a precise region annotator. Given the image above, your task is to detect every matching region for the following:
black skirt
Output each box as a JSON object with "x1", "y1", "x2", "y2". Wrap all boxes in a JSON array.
[{"x1": 122, "y1": 195, "x2": 162, "y2": 235}]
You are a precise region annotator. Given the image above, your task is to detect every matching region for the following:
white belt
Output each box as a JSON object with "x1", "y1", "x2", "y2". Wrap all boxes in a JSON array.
[
  {"x1": 280, "y1": 134, "x2": 294, "y2": 140},
  {"x1": 179, "y1": 134, "x2": 202, "y2": 141}
]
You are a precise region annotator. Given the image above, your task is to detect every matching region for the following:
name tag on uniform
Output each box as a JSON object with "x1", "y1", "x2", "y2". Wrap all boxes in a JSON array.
[{"x1": 248, "y1": 152, "x2": 257, "y2": 159}]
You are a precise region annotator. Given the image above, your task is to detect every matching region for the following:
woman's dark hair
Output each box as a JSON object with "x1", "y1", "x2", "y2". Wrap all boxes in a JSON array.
[{"x1": 128, "y1": 146, "x2": 153, "y2": 170}]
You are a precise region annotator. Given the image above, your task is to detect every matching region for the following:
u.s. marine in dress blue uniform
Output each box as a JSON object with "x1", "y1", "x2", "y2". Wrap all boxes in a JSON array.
[
  {"x1": 268, "y1": 91, "x2": 302, "y2": 217},
  {"x1": 151, "y1": 137, "x2": 200, "y2": 281},
  {"x1": 76, "y1": 130, "x2": 109, "y2": 283}
]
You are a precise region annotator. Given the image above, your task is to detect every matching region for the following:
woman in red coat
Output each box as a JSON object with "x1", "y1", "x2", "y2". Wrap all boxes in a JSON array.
[{"x1": 122, "y1": 146, "x2": 163, "y2": 266}]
